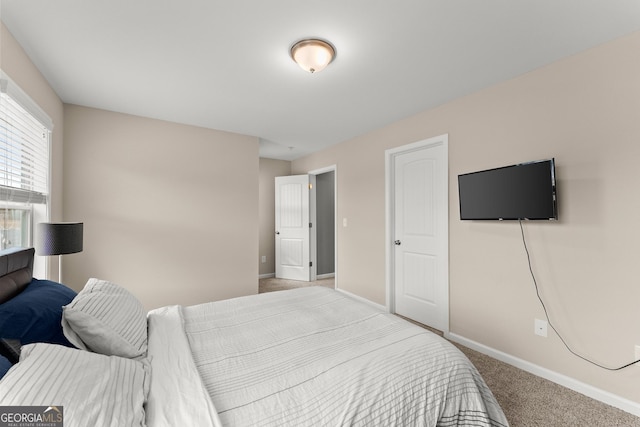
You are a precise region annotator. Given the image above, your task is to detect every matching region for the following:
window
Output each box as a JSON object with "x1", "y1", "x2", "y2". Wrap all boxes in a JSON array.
[
  {"x1": 0, "y1": 71, "x2": 52, "y2": 262},
  {"x1": 0, "y1": 205, "x2": 31, "y2": 248}
]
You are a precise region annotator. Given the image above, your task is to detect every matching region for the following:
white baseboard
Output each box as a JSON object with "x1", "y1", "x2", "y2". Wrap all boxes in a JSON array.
[
  {"x1": 446, "y1": 332, "x2": 640, "y2": 417},
  {"x1": 336, "y1": 288, "x2": 386, "y2": 311},
  {"x1": 259, "y1": 273, "x2": 335, "y2": 280}
]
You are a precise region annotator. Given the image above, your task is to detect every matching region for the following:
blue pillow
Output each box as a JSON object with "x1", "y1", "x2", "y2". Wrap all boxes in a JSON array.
[
  {"x1": 0, "y1": 279, "x2": 77, "y2": 347},
  {"x1": 0, "y1": 354, "x2": 11, "y2": 379}
]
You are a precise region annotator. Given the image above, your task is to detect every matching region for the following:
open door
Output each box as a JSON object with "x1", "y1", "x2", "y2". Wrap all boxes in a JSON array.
[{"x1": 275, "y1": 174, "x2": 316, "y2": 281}]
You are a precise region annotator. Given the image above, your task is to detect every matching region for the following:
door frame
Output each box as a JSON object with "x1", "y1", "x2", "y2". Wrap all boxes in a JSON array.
[
  {"x1": 385, "y1": 134, "x2": 449, "y2": 333},
  {"x1": 308, "y1": 165, "x2": 337, "y2": 287}
]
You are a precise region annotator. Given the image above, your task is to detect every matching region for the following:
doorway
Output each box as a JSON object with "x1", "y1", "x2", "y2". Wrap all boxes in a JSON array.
[
  {"x1": 313, "y1": 169, "x2": 335, "y2": 279},
  {"x1": 275, "y1": 165, "x2": 336, "y2": 283},
  {"x1": 385, "y1": 135, "x2": 449, "y2": 332}
]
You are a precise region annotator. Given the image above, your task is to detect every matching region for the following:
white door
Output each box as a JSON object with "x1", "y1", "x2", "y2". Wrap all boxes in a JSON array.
[
  {"x1": 275, "y1": 174, "x2": 316, "y2": 281},
  {"x1": 388, "y1": 136, "x2": 448, "y2": 330}
]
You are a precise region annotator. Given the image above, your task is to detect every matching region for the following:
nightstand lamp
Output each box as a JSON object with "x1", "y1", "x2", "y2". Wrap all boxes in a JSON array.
[{"x1": 36, "y1": 222, "x2": 83, "y2": 283}]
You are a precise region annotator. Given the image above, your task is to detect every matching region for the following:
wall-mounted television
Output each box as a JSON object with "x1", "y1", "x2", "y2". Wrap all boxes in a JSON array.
[{"x1": 458, "y1": 158, "x2": 557, "y2": 220}]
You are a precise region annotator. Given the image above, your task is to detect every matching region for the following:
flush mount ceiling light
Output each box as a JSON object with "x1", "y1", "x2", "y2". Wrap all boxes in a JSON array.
[{"x1": 290, "y1": 39, "x2": 336, "y2": 74}]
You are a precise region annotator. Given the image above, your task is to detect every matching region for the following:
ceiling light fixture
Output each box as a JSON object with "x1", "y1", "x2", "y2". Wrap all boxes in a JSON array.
[{"x1": 290, "y1": 39, "x2": 336, "y2": 74}]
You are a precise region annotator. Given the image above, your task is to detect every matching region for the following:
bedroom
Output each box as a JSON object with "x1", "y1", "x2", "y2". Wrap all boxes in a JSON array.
[{"x1": 1, "y1": 0, "x2": 640, "y2": 423}]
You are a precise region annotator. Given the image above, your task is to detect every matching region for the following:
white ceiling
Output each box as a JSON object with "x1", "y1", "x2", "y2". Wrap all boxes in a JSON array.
[{"x1": 2, "y1": 1, "x2": 639, "y2": 160}]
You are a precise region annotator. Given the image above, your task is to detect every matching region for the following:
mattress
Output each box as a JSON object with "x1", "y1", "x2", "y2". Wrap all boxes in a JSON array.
[{"x1": 147, "y1": 287, "x2": 508, "y2": 426}]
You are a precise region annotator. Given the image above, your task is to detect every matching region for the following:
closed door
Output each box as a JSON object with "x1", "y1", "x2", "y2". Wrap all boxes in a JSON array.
[
  {"x1": 390, "y1": 136, "x2": 448, "y2": 330},
  {"x1": 275, "y1": 174, "x2": 316, "y2": 281}
]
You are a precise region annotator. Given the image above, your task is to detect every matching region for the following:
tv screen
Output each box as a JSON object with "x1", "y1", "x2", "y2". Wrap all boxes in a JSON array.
[{"x1": 458, "y1": 159, "x2": 557, "y2": 220}]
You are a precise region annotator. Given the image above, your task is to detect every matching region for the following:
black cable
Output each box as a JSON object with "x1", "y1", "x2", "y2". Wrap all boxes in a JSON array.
[{"x1": 519, "y1": 219, "x2": 640, "y2": 371}]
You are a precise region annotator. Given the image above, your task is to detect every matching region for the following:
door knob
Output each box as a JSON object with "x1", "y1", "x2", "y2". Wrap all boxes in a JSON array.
[
  {"x1": 276, "y1": 231, "x2": 280, "y2": 235},
  {"x1": 394, "y1": 240, "x2": 401, "y2": 245}
]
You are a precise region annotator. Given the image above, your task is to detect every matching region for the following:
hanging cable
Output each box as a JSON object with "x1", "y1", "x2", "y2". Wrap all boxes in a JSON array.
[{"x1": 519, "y1": 219, "x2": 640, "y2": 371}]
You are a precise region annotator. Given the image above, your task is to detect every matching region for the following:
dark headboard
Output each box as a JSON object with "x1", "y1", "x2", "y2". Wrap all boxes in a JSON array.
[{"x1": 0, "y1": 248, "x2": 35, "y2": 304}]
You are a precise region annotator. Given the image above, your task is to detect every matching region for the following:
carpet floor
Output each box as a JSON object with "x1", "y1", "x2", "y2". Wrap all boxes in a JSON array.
[{"x1": 259, "y1": 277, "x2": 640, "y2": 426}]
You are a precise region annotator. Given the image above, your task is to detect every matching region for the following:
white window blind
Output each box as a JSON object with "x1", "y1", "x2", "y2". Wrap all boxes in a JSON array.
[{"x1": 0, "y1": 73, "x2": 51, "y2": 205}]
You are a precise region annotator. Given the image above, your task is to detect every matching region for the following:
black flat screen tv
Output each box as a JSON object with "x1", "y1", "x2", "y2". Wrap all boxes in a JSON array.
[{"x1": 458, "y1": 159, "x2": 557, "y2": 220}]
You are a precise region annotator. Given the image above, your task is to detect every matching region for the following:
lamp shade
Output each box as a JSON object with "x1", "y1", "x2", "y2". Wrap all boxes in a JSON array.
[{"x1": 36, "y1": 222, "x2": 83, "y2": 256}]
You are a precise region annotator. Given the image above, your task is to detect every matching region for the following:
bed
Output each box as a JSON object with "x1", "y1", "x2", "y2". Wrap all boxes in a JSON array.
[{"x1": 0, "y1": 248, "x2": 509, "y2": 426}]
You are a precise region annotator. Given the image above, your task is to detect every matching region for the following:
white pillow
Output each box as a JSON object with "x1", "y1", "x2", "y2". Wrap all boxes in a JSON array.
[
  {"x1": 0, "y1": 343, "x2": 148, "y2": 427},
  {"x1": 62, "y1": 278, "x2": 147, "y2": 358}
]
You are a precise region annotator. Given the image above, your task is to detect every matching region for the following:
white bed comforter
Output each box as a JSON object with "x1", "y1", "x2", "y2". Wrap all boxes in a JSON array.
[{"x1": 147, "y1": 287, "x2": 508, "y2": 427}]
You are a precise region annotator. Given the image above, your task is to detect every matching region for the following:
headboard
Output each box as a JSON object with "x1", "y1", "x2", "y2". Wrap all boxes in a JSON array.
[{"x1": 0, "y1": 248, "x2": 35, "y2": 304}]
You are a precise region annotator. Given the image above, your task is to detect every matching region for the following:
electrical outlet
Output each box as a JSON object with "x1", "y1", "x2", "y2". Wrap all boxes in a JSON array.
[
  {"x1": 534, "y1": 319, "x2": 548, "y2": 337},
  {"x1": 635, "y1": 345, "x2": 640, "y2": 361}
]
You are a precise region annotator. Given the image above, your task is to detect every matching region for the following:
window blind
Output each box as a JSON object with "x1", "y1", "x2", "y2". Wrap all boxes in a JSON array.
[{"x1": 0, "y1": 73, "x2": 51, "y2": 204}]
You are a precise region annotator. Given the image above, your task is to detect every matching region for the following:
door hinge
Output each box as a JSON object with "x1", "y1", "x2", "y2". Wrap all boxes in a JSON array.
[
  {"x1": 309, "y1": 262, "x2": 313, "y2": 267},
  {"x1": 309, "y1": 222, "x2": 313, "y2": 228}
]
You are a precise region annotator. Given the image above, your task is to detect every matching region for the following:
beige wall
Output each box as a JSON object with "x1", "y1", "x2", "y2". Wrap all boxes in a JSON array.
[
  {"x1": 0, "y1": 22, "x2": 65, "y2": 279},
  {"x1": 63, "y1": 105, "x2": 259, "y2": 310},
  {"x1": 258, "y1": 158, "x2": 291, "y2": 276},
  {"x1": 293, "y1": 31, "x2": 640, "y2": 404}
]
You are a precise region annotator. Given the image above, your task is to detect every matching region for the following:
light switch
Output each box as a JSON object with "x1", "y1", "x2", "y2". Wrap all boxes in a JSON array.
[{"x1": 343, "y1": 218, "x2": 348, "y2": 227}]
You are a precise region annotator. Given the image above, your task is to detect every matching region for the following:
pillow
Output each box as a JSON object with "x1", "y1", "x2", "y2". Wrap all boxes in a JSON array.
[
  {"x1": 0, "y1": 343, "x2": 148, "y2": 426},
  {"x1": 0, "y1": 354, "x2": 11, "y2": 379},
  {"x1": 62, "y1": 278, "x2": 147, "y2": 358},
  {"x1": 0, "y1": 279, "x2": 76, "y2": 346}
]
